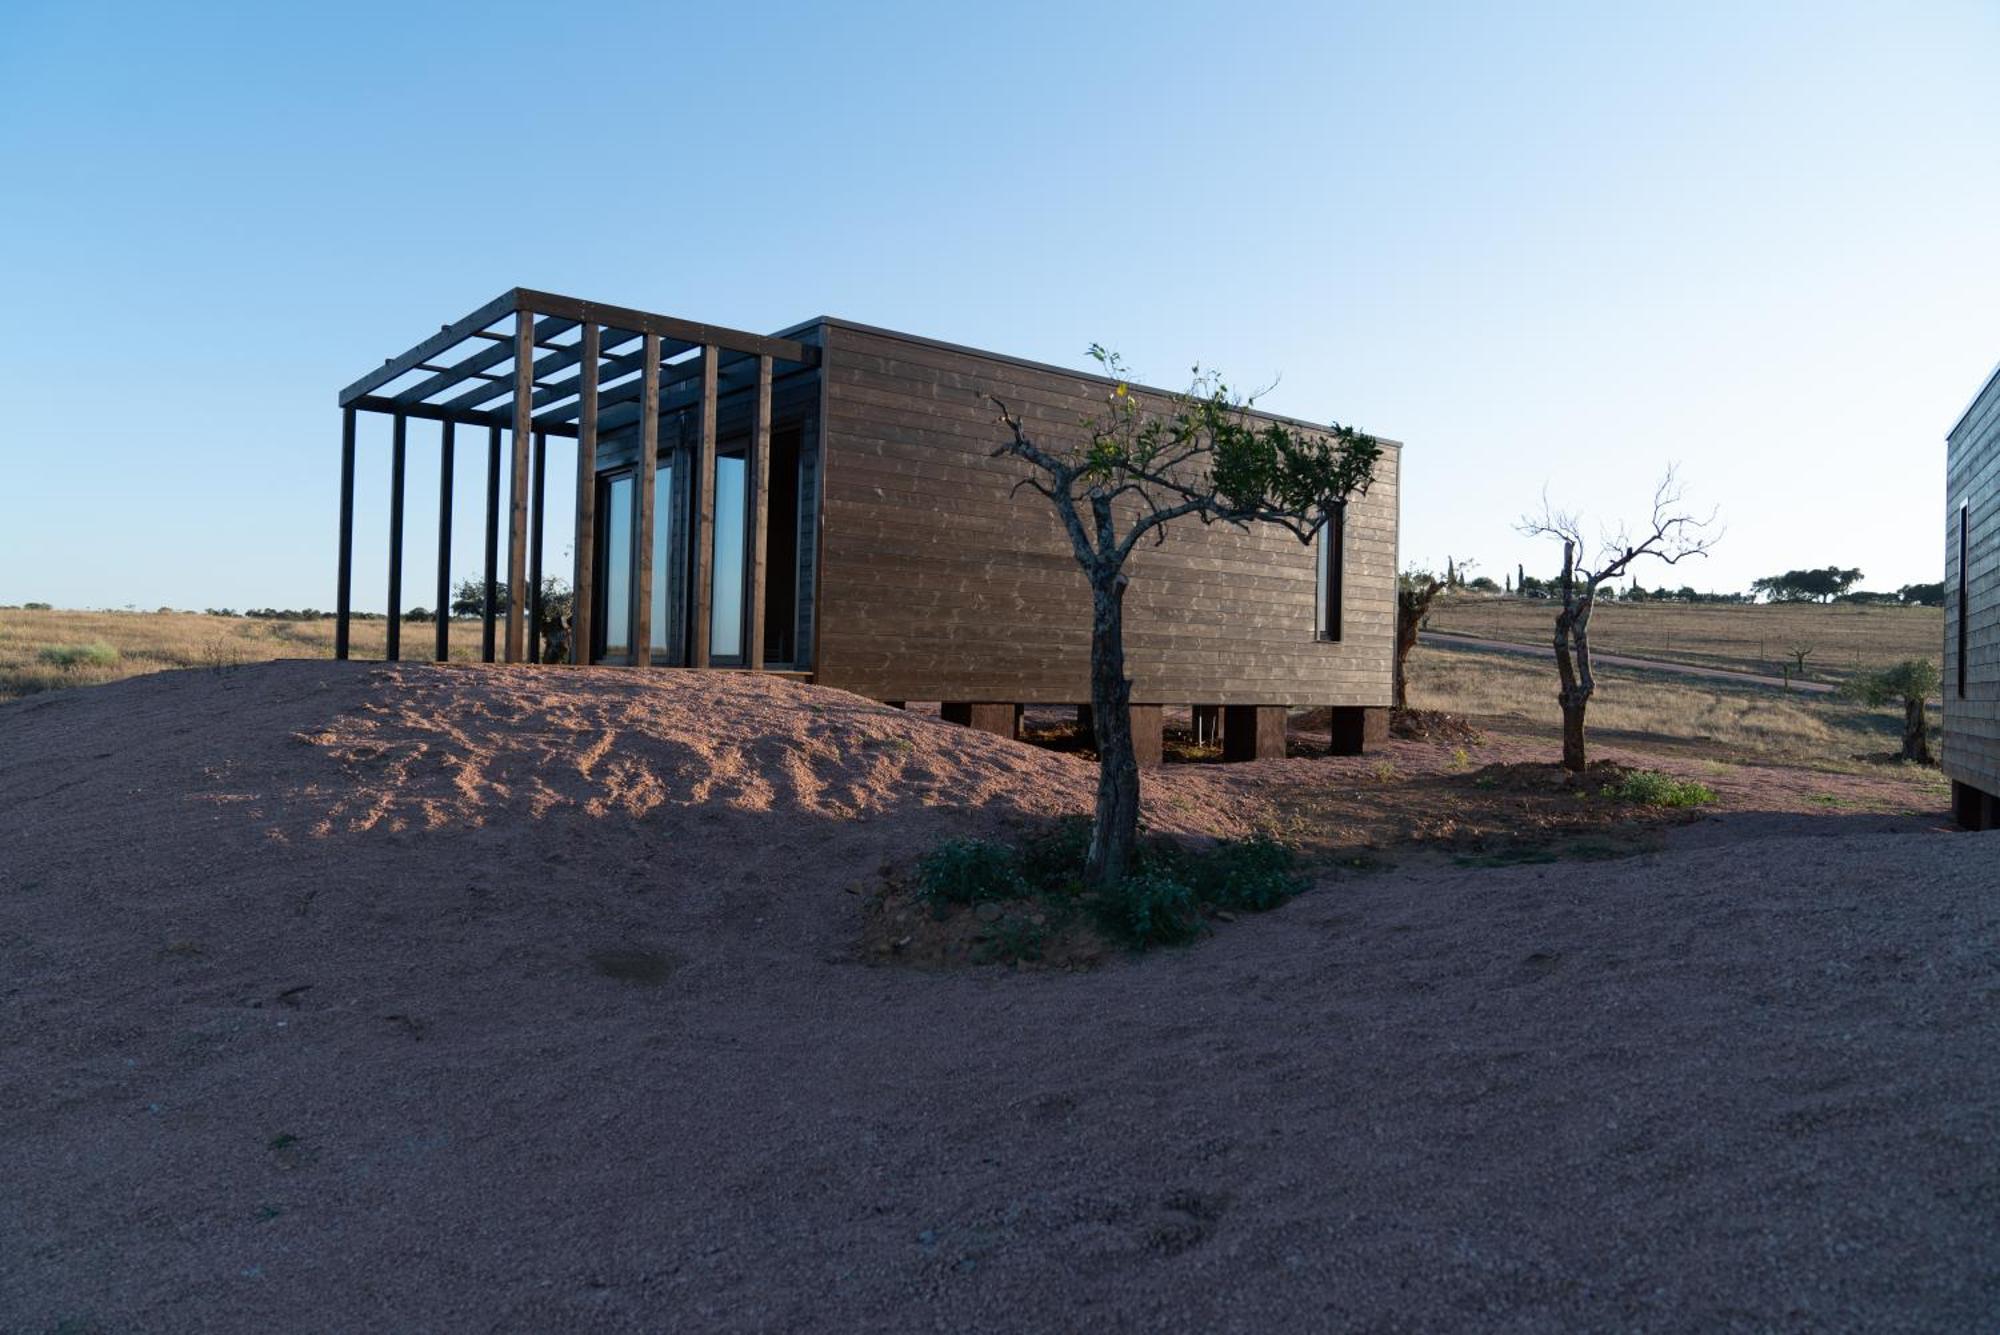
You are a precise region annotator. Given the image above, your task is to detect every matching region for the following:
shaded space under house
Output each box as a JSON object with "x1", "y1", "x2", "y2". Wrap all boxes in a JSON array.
[
  {"x1": 336, "y1": 289, "x2": 1401, "y2": 761},
  {"x1": 1946, "y1": 361, "x2": 2000, "y2": 827}
]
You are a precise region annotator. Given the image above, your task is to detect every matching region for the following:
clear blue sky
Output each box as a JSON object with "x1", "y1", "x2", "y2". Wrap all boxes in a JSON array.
[{"x1": 2, "y1": 1, "x2": 1995, "y2": 610}]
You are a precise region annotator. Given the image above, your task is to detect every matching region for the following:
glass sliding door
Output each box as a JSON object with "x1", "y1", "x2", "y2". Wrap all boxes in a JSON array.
[
  {"x1": 595, "y1": 471, "x2": 635, "y2": 662},
  {"x1": 709, "y1": 446, "x2": 748, "y2": 664},
  {"x1": 650, "y1": 457, "x2": 676, "y2": 662}
]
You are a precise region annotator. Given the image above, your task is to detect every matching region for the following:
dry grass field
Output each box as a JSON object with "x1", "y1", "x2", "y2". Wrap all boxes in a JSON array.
[
  {"x1": 0, "y1": 603, "x2": 1940, "y2": 778},
  {"x1": 1406, "y1": 639, "x2": 1944, "y2": 781},
  {"x1": 1425, "y1": 594, "x2": 1942, "y2": 684},
  {"x1": 0, "y1": 607, "x2": 484, "y2": 700}
]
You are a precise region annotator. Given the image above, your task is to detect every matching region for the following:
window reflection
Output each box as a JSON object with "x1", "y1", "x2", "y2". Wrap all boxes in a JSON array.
[{"x1": 711, "y1": 452, "x2": 746, "y2": 660}]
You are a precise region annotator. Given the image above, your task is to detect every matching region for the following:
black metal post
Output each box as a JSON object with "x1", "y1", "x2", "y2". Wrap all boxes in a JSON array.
[
  {"x1": 435, "y1": 420, "x2": 454, "y2": 662},
  {"x1": 483, "y1": 424, "x2": 501, "y2": 662},
  {"x1": 335, "y1": 407, "x2": 356, "y2": 660},
  {"x1": 386, "y1": 413, "x2": 406, "y2": 661}
]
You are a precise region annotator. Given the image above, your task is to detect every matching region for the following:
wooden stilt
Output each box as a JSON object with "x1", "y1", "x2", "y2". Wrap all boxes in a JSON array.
[
  {"x1": 335, "y1": 407, "x2": 356, "y2": 660},
  {"x1": 570, "y1": 323, "x2": 600, "y2": 664},
  {"x1": 633, "y1": 333, "x2": 661, "y2": 667},
  {"x1": 482, "y1": 424, "x2": 500, "y2": 663},
  {"x1": 386, "y1": 413, "x2": 406, "y2": 661},
  {"x1": 747, "y1": 353, "x2": 772, "y2": 671},
  {"x1": 528, "y1": 430, "x2": 546, "y2": 662},
  {"x1": 690, "y1": 344, "x2": 719, "y2": 667},
  {"x1": 503, "y1": 316, "x2": 532, "y2": 661},
  {"x1": 434, "y1": 421, "x2": 453, "y2": 662}
]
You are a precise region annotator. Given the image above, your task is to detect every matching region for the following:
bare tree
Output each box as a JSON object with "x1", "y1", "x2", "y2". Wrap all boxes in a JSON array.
[
  {"x1": 992, "y1": 349, "x2": 1382, "y2": 886},
  {"x1": 1394, "y1": 562, "x2": 1471, "y2": 711},
  {"x1": 1518, "y1": 469, "x2": 1720, "y2": 772}
]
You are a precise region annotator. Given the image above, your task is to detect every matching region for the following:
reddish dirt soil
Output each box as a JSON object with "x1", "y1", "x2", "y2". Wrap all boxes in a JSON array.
[{"x1": 2, "y1": 663, "x2": 1990, "y2": 1332}]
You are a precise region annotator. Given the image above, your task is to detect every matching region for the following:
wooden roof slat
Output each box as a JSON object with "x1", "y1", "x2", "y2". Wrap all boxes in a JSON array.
[
  {"x1": 339, "y1": 290, "x2": 519, "y2": 406},
  {"x1": 390, "y1": 314, "x2": 578, "y2": 408},
  {"x1": 438, "y1": 326, "x2": 650, "y2": 417},
  {"x1": 515, "y1": 288, "x2": 816, "y2": 367}
]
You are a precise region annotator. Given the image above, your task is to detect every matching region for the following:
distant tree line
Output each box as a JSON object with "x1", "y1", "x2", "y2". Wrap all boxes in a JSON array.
[{"x1": 1467, "y1": 564, "x2": 1945, "y2": 607}]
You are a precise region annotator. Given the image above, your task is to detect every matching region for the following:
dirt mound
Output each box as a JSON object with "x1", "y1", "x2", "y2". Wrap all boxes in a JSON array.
[{"x1": 1388, "y1": 707, "x2": 1485, "y2": 746}]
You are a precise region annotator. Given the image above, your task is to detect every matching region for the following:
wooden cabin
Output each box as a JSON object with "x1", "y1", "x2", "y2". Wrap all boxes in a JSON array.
[
  {"x1": 1947, "y1": 362, "x2": 2000, "y2": 826},
  {"x1": 336, "y1": 290, "x2": 1400, "y2": 760}
]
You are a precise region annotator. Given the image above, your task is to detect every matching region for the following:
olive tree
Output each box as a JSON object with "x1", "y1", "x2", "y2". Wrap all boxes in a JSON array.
[
  {"x1": 1846, "y1": 658, "x2": 1939, "y2": 763},
  {"x1": 991, "y1": 349, "x2": 1382, "y2": 885},
  {"x1": 1519, "y1": 469, "x2": 1720, "y2": 773}
]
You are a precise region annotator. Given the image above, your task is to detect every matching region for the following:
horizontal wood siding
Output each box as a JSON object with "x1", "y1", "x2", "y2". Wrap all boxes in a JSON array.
[
  {"x1": 813, "y1": 324, "x2": 1399, "y2": 706},
  {"x1": 1945, "y1": 365, "x2": 2000, "y2": 795}
]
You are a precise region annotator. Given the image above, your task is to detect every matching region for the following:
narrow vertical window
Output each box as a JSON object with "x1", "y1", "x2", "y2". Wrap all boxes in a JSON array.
[
  {"x1": 1959, "y1": 501, "x2": 1970, "y2": 697},
  {"x1": 1316, "y1": 505, "x2": 1345, "y2": 642}
]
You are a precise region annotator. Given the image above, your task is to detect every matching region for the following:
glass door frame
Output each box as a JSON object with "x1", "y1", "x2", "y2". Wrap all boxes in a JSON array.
[{"x1": 592, "y1": 467, "x2": 639, "y2": 665}]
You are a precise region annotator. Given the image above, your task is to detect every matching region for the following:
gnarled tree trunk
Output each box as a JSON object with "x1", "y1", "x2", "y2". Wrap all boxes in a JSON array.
[
  {"x1": 1552, "y1": 541, "x2": 1596, "y2": 774},
  {"x1": 1394, "y1": 576, "x2": 1442, "y2": 712},
  {"x1": 1086, "y1": 572, "x2": 1139, "y2": 887},
  {"x1": 1903, "y1": 696, "x2": 1932, "y2": 764}
]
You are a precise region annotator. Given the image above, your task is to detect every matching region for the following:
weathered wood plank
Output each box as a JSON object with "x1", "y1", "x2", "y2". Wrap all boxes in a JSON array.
[
  {"x1": 527, "y1": 430, "x2": 546, "y2": 663},
  {"x1": 633, "y1": 334, "x2": 661, "y2": 668},
  {"x1": 335, "y1": 407, "x2": 356, "y2": 660},
  {"x1": 504, "y1": 318, "x2": 532, "y2": 661},
  {"x1": 435, "y1": 420, "x2": 454, "y2": 662},
  {"x1": 748, "y1": 354, "x2": 773, "y2": 670},
  {"x1": 570, "y1": 323, "x2": 600, "y2": 664},
  {"x1": 482, "y1": 425, "x2": 500, "y2": 662},
  {"x1": 386, "y1": 413, "x2": 406, "y2": 662},
  {"x1": 691, "y1": 346, "x2": 719, "y2": 668}
]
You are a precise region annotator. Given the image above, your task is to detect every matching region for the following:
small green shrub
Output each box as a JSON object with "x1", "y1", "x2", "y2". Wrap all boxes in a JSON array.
[
  {"x1": 915, "y1": 838, "x2": 1023, "y2": 905},
  {"x1": 1095, "y1": 866, "x2": 1205, "y2": 948},
  {"x1": 1608, "y1": 770, "x2": 1717, "y2": 808},
  {"x1": 37, "y1": 642, "x2": 119, "y2": 669},
  {"x1": 1019, "y1": 816, "x2": 1093, "y2": 892},
  {"x1": 1174, "y1": 833, "x2": 1305, "y2": 912},
  {"x1": 974, "y1": 912, "x2": 1050, "y2": 965}
]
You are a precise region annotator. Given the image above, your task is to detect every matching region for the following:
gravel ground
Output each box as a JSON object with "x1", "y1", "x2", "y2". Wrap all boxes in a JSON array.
[{"x1": 2, "y1": 663, "x2": 1994, "y2": 1333}]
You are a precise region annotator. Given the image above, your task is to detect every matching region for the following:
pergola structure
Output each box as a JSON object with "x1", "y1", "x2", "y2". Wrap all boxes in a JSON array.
[{"x1": 336, "y1": 288, "x2": 819, "y2": 666}]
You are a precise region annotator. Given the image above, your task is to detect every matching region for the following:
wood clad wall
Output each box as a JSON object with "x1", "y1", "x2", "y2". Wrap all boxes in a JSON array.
[
  {"x1": 1945, "y1": 366, "x2": 2000, "y2": 795},
  {"x1": 812, "y1": 323, "x2": 1400, "y2": 706}
]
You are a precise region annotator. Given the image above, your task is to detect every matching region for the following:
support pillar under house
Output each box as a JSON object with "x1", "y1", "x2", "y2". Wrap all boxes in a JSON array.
[
  {"x1": 942, "y1": 702, "x2": 1018, "y2": 738},
  {"x1": 1222, "y1": 705, "x2": 1288, "y2": 762},
  {"x1": 1328, "y1": 706, "x2": 1391, "y2": 757}
]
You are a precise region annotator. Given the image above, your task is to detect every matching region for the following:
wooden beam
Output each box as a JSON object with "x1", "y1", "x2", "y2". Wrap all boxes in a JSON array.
[
  {"x1": 542, "y1": 347, "x2": 735, "y2": 427},
  {"x1": 348, "y1": 394, "x2": 579, "y2": 438},
  {"x1": 434, "y1": 324, "x2": 641, "y2": 417},
  {"x1": 386, "y1": 413, "x2": 406, "y2": 662},
  {"x1": 570, "y1": 324, "x2": 600, "y2": 664},
  {"x1": 633, "y1": 333, "x2": 660, "y2": 668},
  {"x1": 435, "y1": 420, "x2": 454, "y2": 662},
  {"x1": 339, "y1": 290, "x2": 519, "y2": 406},
  {"x1": 591, "y1": 353, "x2": 771, "y2": 438},
  {"x1": 335, "y1": 407, "x2": 356, "y2": 660},
  {"x1": 527, "y1": 430, "x2": 546, "y2": 663},
  {"x1": 504, "y1": 318, "x2": 532, "y2": 661},
  {"x1": 482, "y1": 425, "x2": 500, "y2": 663},
  {"x1": 388, "y1": 315, "x2": 578, "y2": 407},
  {"x1": 747, "y1": 354, "x2": 772, "y2": 671},
  {"x1": 515, "y1": 289, "x2": 816, "y2": 367},
  {"x1": 690, "y1": 344, "x2": 718, "y2": 667}
]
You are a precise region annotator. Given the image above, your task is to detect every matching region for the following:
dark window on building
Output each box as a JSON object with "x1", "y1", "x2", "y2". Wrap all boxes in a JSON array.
[
  {"x1": 1316, "y1": 505, "x2": 1345, "y2": 642},
  {"x1": 1959, "y1": 501, "x2": 1970, "y2": 697}
]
